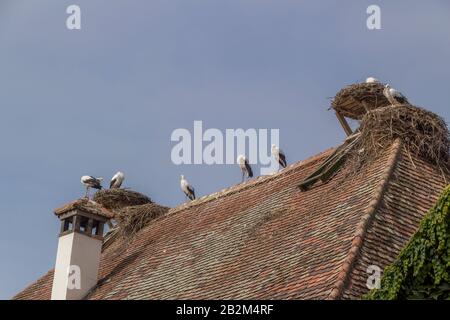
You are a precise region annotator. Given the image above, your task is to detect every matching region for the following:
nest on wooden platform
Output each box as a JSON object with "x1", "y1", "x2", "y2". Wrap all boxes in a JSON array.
[
  {"x1": 116, "y1": 203, "x2": 169, "y2": 238},
  {"x1": 350, "y1": 104, "x2": 450, "y2": 172},
  {"x1": 93, "y1": 189, "x2": 152, "y2": 213},
  {"x1": 332, "y1": 82, "x2": 391, "y2": 120}
]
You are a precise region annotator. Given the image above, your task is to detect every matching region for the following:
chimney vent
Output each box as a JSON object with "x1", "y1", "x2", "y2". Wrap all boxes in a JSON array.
[{"x1": 51, "y1": 199, "x2": 113, "y2": 300}]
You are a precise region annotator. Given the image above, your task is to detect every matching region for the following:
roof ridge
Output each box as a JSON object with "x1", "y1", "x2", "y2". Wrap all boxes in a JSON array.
[
  {"x1": 327, "y1": 138, "x2": 403, "y2": 300},
  {"x1": 167, "y1": 147, "x2": 335, "y2": 216}
]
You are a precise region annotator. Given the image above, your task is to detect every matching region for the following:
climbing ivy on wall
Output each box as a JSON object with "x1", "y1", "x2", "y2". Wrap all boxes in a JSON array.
[{"x1": 365, "y1": 184, "x2": 450, "y2": 300}]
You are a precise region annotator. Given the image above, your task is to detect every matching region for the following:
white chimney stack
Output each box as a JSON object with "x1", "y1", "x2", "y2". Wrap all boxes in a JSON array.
[{"x1": 51, "y1": 199, "x2": 112, "y2": 300}]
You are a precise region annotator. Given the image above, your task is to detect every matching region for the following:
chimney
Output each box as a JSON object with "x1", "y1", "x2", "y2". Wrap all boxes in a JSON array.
[{"x1": 51, "y1": 199, "x2": 113, "y2": 300}]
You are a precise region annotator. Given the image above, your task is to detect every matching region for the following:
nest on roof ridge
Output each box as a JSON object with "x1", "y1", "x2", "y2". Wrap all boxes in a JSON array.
[
  {"x1": 332, "y1": 82, "x2": 391, "y2": 120},
  {"x1": 350, "y1": 104, "x2": 450, "y2": 172},
  {"x1": 93, "y1": 189, "x2": 152, "y2": 213},
  {"x1": 116, "y1": 203, "x2": 169, "y2": 238}
]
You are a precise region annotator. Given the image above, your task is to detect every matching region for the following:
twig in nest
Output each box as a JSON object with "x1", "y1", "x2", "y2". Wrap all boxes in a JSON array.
[
  {"x1": 93, "y1": 189, "x2": 152, "y2": 213},
  {"x1": 116, "y1": 203, "x2": 170, "y2": 239},
  {"x1": 347, "y1": 104, "x2": 449, "y2": 175}
]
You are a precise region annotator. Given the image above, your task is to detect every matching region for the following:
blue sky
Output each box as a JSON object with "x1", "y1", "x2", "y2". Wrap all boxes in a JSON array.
[{"x1": 1, "y1": 1, "x2": 449, "y2": 299}]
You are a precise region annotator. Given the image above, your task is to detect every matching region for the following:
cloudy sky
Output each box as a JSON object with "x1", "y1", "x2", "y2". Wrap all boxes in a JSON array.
[{"x1": 1, "y1": 0, "x2": 449, "y2": 299}]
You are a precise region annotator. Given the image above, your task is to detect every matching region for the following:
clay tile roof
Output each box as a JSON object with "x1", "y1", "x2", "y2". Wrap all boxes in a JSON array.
[
  {"x1": 54, "y1": 198, "x2": 114, "y2": 219},
  {"x1": 13, "y1": 140, "x2": 449, "y2": 300}
]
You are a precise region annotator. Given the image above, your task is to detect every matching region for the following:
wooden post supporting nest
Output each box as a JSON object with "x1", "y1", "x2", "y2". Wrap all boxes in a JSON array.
[{"x1": 335, "y1": 110, "x2": 353, "y2": 136}]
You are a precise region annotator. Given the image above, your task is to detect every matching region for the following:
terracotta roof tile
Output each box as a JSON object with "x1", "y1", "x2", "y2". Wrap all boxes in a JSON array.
[
  {"x1": 341, "y1": 147, "x2": 448, "y2": 299},
  {"x1": 13, "y1": 141, "x2": 449, "y2": 300}
]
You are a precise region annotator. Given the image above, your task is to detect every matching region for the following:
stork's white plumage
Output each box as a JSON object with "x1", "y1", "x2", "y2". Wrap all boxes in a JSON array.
[
  {"x1": 365, "y1": 77, "x2": 379, "y2": 83},
  {"x1": 271, "y1": 144, "x2": 287, "y2": 169},
  {"x1": 81, "y1": 175, "x2": 103, "y2": 198},
  {"x1": 237, "y1": 154, "x2": 253, "y2": 182},
  {"x1": 110, "y1": 171, "x2": 125, "y2": 189},
  {"x1": 180, "y1": 175, "x2": 195, "y2": 201},
  {"x1": 383, "y1": 84, "x2": 409, "y2": 105}
]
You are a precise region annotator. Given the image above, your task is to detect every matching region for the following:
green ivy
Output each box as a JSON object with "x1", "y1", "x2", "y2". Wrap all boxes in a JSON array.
[{"x1": 364, "y1": 184, "x2": 450, "y2": 300}]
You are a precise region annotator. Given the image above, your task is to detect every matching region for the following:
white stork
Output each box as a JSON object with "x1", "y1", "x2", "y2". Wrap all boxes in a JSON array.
[
  {"x1": 237, "y1": 154, "x2": 253, "y2": 182},
  {"x1": 180, "y1": 175, "x2": 195, "y2": 201},
  {"x1": 110, "y1": 171, "x2": 125, "y2": 189},
  {"x1": 383, "y1": 84, "x2": 409, "y2": 105},
  {"x1": 81, "y1": 175, "x2": 103, "y2": 198},
  {"x1": 271, "y1": 144, "x2": 287, "y2": 169},
  {"x1": 366, "y1": 77, "x2": 379, "y2": 83}
]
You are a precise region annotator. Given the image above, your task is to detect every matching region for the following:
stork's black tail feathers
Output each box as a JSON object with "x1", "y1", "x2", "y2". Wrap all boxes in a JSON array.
[
  {"x1": 395, "y1": 96, "x2": 408, "y2": 104},
  {"x1": 187, "y1": 186, "x2": 196, "y2": 200},
  {"x1": 279, "y1": 153, "x2": 287, "y2": 168},
  {"x1": 245, "y1": 162, "x2": 253, "y2": 178}
]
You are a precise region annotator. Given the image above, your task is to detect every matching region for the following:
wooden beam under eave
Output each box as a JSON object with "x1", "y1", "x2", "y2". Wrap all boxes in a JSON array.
[{"x1": 335, "y1": 111, "x2": 353, "y2": 136}]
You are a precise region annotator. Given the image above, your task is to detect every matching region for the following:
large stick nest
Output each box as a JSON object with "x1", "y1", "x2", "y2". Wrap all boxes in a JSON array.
[
  {"x1": 351, "y1": 104, "x2": 450, "y2": 171},
  {"x1": 93, "y1": 189, "x2": 152, "y2": 213},
  {"x1": 116, "y1": 203, "x2": 169, "y2": 238},
  {"x1": 332, "y1": 82, "x2": 391, "y2": 120}
]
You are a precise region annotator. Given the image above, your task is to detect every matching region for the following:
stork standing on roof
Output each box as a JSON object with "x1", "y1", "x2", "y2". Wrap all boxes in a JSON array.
[
  {"x1": 383, "y1": 84, "x2": 409, "y2": 106},
  {"x1": 366, "y1": 77, "x2": 379, "y2": 83},
  {"x1": 81, "y1": 175, "x2": 103, "y2": 198},
  {"x1": 180, "y1": 175, "x2": 195, "y2": 201},
  {"x1": 110, "y1": 171, "x2": 125, "y2": 189},
  {"x1": 271, "y1": 144, "x2": 287, "y2": 169},
  {"x1": 237, "y1": 154, "x2": 253, "y2": 182}
]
